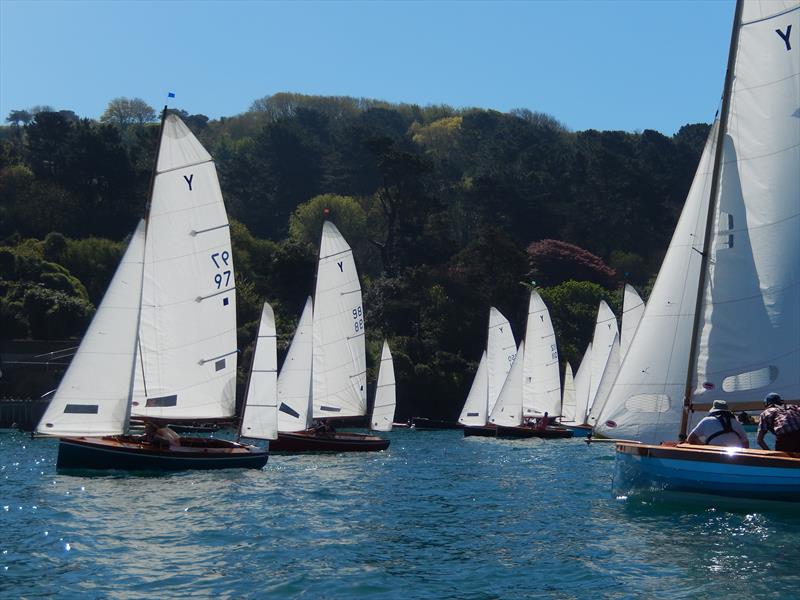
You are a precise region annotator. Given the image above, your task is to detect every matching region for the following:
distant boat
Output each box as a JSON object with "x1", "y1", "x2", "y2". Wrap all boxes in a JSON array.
[
  {"x1": 268, "y1": 222, "x2": 389, "y2": 452},
  {"x1": 459, "y1": 307, "x2": 516, "y2": 436},
  {"x1": 468, "y1": 292, "x2": 573, "y2": 440},
  {"x1": 37, "y1": 111, "x2": 268, "y2": 471},
  {"x1": 608, "y1": 0, "x2": 800, "y2": 501}
]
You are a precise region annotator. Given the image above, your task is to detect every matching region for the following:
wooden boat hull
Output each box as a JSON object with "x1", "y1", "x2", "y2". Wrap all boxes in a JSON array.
[
  {"x1": 57, "y1": 436, "x2": 268, "y2": 471},
  {"x1": 411, "y1": 418, "x2": 464, "y2": 430},
  {"x1": 615, "y1": 442, "x2": 800, "y2": 501},
  {"x1": 464, "y1": 425, "x2": 574, "y2": 439},
  {"x1": 269, "y1": 430, "x2": 389, "y2": 453}
]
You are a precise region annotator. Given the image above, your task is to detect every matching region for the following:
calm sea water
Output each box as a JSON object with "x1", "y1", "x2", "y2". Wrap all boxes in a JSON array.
[{"x1": 1, "y1": 428, "x2": 798, "y2": 599}]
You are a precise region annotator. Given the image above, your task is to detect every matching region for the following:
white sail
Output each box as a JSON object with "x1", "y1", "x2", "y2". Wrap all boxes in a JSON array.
[
  {"x1": 620, "y1": 284, "x2": 645, "y2": 359},
  {"x1": 132, "y1": 114, "x2": 237, "y2": 420},
  {"x1": 240, "y1": 303, "x2": 278, "y2": 440},
  {"x1": 371, "y1": 340, "x2": 396, "y2": 431},
  {"x1": 459, "y1": 352, "x2": 489, "y2": 426},
  {"x1": 587, "y1": 333, "x2": 620, "y2": 426},
  {"x1": 312, "y1": 221, "x2": 367, "y2": 418},
  {"x1": 277, "y1": 297, "x2": 314, "y2": 432},
  {"x1": 572, "y1": 342, "x2": 592, "y2": 424},
  {"x1": 693, "y1": 2, "x2": 800, "y2": 407},
  {"x1": 489, "y1": 342, "x2": 525, "y2": 427},
  {"x1": 595, "y1": 122, "x2": 719, "y2": 443},
  {"x1": 522, "y1": 291, "x2": 561, "y2": 416},
  {"x1": 586, "y1": 301, "x2": 618, "y2": 417},
  {"x1": 561, "y1": 363, "x2": 576, "y2": 423},
  {"x1": 487, "y1": 307, "x2": 517, "y2": 414},
  {"x1": 37, "y1": 221, "x2": 146, "y2": 437}
]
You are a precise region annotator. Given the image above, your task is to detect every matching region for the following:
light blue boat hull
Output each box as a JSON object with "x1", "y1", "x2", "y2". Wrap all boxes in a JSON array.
[
  {"x1": 614, "y1": 443, "x2": 800, "y2": 501},
  {"x1": 563, "y1": 424, "x2": 592, "y2": 438}
]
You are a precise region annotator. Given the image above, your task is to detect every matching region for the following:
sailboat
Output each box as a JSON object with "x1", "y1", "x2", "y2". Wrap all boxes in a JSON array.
[
  {"x1": 460, "y1": 307, "x2": 516, "y2": 437},
  {"x1": 268, "y1": 221, "x2": 389, "y2": 452},
  {"x1": 37, "y1": 111, "x2": 268, "y2": 470},
  {"x1": 608, "y1": 0, "x2": 800, "y2": 500}
]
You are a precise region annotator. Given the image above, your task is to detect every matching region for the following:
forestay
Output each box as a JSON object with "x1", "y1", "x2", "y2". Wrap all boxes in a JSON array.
[
  {"x1": 522, "y1": 291, "x2": 561, "y2": 417},
  {"x1": 459, "y1": 352, "x2": 489, "y2": 426},
  {"x1": 133, "y1": 114, "x2": 237, "y2": 420},
  {"x1": 487, "y1": 307, "x2": 516, "y2": 415},
  {"x1": 693, "y1": 2, "x2": 800, "y2": 407},
  {"x1": 371, "y1": 340, "x2": 396, "y2": 431},
  {"x1": 37, "y1": 221, "x2": 146, "y2": 437},
  {"x1": 277, "y1": 297, "x2": 314, "y2": 432},
  {"x1": 240, "y1": 303, "x2": 278, "y2": 440},
  {"x1": 312, "y1": 221, "x2": 367, "y2": 418},
  {"x1": 490, "y1": 342, "x2": 525, "y2": 427},
  {"x1": 594, "y1": 122, "x2": 719, "y2": 443}
]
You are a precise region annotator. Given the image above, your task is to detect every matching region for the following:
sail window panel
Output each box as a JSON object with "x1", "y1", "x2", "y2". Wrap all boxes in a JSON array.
[
  {"x1": 721, "y1": 366, "x2": 778, "y2": 392},
  {"x1": 63, "y1": 404, "x2": 99, "y2": 414},
  {"x1": 146, "y1": 395, "x2": 178, "y2": 408},
  {"x1": 279, "y1": 403, "x2": 301, "y2": 418},
  {"x1": 624, "y1": 394, "x2": 671, "y2": 413}
]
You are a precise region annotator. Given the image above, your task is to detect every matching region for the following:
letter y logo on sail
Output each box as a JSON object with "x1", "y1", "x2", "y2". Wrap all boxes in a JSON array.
[
  {"x1": 776, "y1": 24, "x2": 792, "y2": 51},
  {"x1": 184, "y1": 174, "x2": 194, "y2": 191},
  {"x1": 337, "y1": 261, "x2": 344, "y2": 272}
]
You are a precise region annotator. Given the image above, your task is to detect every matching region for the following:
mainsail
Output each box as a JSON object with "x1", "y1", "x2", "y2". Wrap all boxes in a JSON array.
[
  {"x1": 37, "y1": 221, "x2": 146, "y2": 437},
  {"x1": 692, "y1": 1, "x2": 800, "y2": 408},
  {"x1": 487, "y1": 307, "x2": 516, "y2": 414},
  {"x1": 522, "y1": 291, "x2": 561, "y2": 416},
  {"x1": 133, "y1": 114, "x2": 238, "y2": 420},
  {"x1": 312, "y1": 221, "x2": 367, "y2": 418}
]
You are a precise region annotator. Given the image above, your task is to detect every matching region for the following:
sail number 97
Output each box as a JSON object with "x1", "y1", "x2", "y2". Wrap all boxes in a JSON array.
[
  {"x1": 211, "y1": 251, "x2": 232, "y2": 289},
  {"x1": 352, "y1": 305, "x2": 364, "y2": 333}
]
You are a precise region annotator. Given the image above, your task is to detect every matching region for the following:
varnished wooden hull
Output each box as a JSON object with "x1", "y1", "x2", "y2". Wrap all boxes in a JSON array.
[
  {"x1": 269, "y1": 430, "x2": 389, "y2": 453},
  {"x1": 57, "y1": 436, "x2": 268, "y2": 471},
  {"x1": 615, "y1": 442, "x2": 800, "y2": 501},
  {"x1": 464, "y1": 424, "x2": 574, "y2": 439}
]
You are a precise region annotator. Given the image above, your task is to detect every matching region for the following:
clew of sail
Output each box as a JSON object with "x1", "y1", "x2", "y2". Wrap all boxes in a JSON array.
[{"x1": 37, "y1": 220, "x2": 146, "y2": 437}]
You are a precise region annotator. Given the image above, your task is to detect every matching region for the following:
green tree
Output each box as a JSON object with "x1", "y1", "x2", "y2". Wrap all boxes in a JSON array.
[
  {"x1": 100, "y1": 97, "x2": 157, "y2": 127},
  {"x1": 288, "y1": 194, "x2": 367, "y2": 249}
]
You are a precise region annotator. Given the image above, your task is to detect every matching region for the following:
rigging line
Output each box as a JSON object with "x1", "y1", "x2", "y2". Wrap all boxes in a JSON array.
[
  {"x1": 156, "y1": 157, "x2": 214, "y2": 175},
  {"x1": 196, "y1": 287, "x2": 237, "y2": 302},
  {"x1": 190, "y1": 223, "x2": 230, "y2": 236}
]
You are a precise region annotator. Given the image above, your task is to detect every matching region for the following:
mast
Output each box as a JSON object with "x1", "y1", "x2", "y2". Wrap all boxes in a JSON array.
[
  {"x1": 123, "y1": 105, "x2": 168, "y2": 433},
  {"x1": 679, "y1": 0, "x2": 744, "y2": 439}
]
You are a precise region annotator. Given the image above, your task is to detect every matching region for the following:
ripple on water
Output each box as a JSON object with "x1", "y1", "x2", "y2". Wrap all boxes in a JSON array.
[{"x1": 2, "y1": 429, "x2": 800, "y2": 598}]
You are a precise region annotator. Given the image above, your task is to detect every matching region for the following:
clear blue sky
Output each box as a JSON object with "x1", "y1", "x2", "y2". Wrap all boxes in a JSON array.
[{"x1": 1, "y1": 0, "x2": 734, "y2": 135}]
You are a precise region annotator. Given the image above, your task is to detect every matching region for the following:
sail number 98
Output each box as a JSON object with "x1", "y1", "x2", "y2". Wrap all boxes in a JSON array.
[
  {"x1": 352, "y1": 305, "x2": 364, "y2": 332},
  {"x1": 211, "y1": 251, "x2": 232, "y2": 289}
]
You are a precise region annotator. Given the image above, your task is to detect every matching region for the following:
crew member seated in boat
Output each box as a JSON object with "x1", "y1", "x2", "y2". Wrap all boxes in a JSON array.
[
  {"x1": 536, "y1": 412, "x2": 549, "y2": 431},
  {"x1": 757, "y1": 393, "x2": 800, "y2": 452},
  {"x1": 686, "y1": 400, "x2": 748, "y2": 448},
  {"x1": 144, "y1": 421, "x2": 181, "y2": 447}
]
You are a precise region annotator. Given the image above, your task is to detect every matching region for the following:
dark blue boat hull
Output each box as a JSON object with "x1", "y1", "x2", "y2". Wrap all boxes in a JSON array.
[{"x1": 57, "y1": 436, "x2": 268, "y2": 472}]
